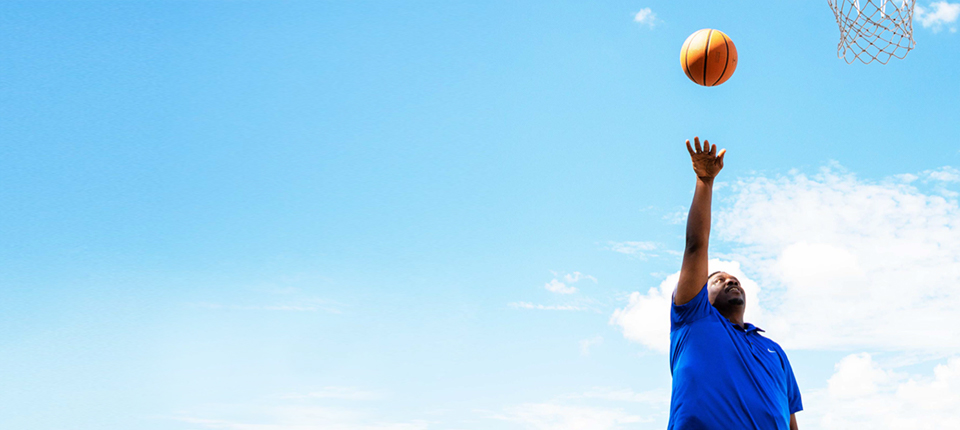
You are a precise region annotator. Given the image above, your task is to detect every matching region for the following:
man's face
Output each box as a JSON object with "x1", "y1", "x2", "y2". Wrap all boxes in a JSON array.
[{"x1": 707, "y1": 272, "x2": 745, "y2": 309}]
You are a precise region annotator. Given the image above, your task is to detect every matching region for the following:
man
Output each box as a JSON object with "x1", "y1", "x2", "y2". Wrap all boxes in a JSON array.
[{"x1": 669, "y1": 137, "x2": 802, "y2": 430}]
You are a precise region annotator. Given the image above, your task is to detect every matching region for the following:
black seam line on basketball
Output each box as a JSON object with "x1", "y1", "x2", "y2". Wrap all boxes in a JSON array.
[
  {"x1": 713, "y1": 33, "x2": 730, "y2": 86},
  {"x1": 703, "y1": 29, "x2": 712, "y2": 86},
  {"x1": 690, "y1": 31, "x2": 703, "y2": 84},
  {"x1": 683, "y1": 37, "x2": 695, "y2": 82}
]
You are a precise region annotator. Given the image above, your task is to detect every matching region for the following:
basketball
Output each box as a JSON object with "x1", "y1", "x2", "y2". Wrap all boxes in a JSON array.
[{"x1": 680, "y1": 29, "x2": 737, "y2": 87}]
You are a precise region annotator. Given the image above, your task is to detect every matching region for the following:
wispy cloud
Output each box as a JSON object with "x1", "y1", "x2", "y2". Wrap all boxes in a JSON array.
[
  {"x1": 921, "y1": 166, "x2": 960, "y2": 182},
  {"x1": 510, "y1": 271, "x2": 598, "y2": 310},
  {"x1": 543, "y1": 271, "x2": 597, "y2": 294},
  {"x1": 563, "y1": 271, "x2": 597, "y2": 283},
  {"x1": 607, "y1": 241, "x2": 659, "y2": 259},
  {"x1": 915, "y1": 1, "x2": 960, "y2": 33},
  {"x1": 545, "y1": 279, "x2": 578, "y2": 294},
  {"x1": 633, "y1": 8, "x2": 657, "y2": 28},
  {"x1": 664, "y1": 207, "x2": 688, "y2": 225}
]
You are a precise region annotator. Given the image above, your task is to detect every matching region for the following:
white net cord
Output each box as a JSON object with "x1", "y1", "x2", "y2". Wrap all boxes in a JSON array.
[{"x1": 828, "y1": 0, "x2": 916, "y2": 64}]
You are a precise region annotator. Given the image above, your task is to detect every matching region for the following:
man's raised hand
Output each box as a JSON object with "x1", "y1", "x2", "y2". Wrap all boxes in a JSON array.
[
  {"x1": 676, "y1": 136, "x2": 725, "y2": 305},
  {"x1": 686, "y1": 136, "x2": 726, "y2": 180}
]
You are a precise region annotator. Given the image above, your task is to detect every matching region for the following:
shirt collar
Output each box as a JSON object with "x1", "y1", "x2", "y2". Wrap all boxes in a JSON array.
[{"x1": 730, "y1": 320, "x2": 764, "y2": 333}]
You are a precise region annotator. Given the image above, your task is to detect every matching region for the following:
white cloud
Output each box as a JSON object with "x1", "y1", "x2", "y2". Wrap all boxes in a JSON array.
[
  {"x1": 915, "y1": 1, "x2": 960, "y2": 32},
  {"x1": 511, "y1": 271, "x2": 599, "y2": 309},
  {"x1": 664, "y1": 207, "x2": 688, "y2": 225},
  {"x1": 826, "y1": 353, "x2": 898, "y2": 400},
  {"x1": 509, "y1": 302, "x2": 585, "y2": 311},
  {"x1": 922, "y1": 166, "x2": 960, "y2": 182},
  {"x1": 543, "y1": 271, "x2": 596, "y2": 294},
  {"x1": 579, "y1": 336, "x2": 603, "y2": 356},
  {"x1": 496, "y1": 403, "x2": 645, "y2": 430},
  {"x1": 893, "y1": 172, "x2": 919, "y2": 183},
  {"x1": 546, "y1": 279, "x2": 578, "y2": 294},
  {"x1": 607, "y1": 241, "x2": 658, "y2": 258},
  {"x1": 633, "y1": 8, "x2": 657, "y2": 28},
  {"x1": 609, "y1": 259, "x2": 762, "y2": 354},
  {"x1": 806, "y1": 353, "x2": 960, "y2": 429},
  {"x1": 564, "y1": 271, "x2": 598, "y2": 283},
  {"x1": 714, "y1": 166, "x2": 960, "y2": 352}
]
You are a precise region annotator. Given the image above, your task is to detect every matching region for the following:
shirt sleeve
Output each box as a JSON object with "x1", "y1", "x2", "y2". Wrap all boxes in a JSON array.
[
  {"x1": 670, "y1": 283, "x2": 713, "y2": 330},
  {"x1": 784, "y1": 352, "x2": 803, "y2": 414}
]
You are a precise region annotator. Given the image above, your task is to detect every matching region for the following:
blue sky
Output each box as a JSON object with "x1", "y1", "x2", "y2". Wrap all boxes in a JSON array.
[{"x1": 2, "y1": 1, "x2": 960, "y2": 429}]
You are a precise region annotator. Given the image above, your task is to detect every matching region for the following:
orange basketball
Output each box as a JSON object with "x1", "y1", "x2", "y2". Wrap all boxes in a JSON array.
[{"x1": 680, "y1": 29, "x2": 737, "y2": 87}]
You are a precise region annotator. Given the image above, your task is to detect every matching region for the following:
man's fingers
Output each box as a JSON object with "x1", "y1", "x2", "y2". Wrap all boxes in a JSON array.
[
  {"x1": 708, "y1": 143, "x2": 715, "y2": 156},
  {"x1": 686, "y1": 140, "x2": 695, "y2": 156},
  {"x1": 694, "y1": 136, "x2": 702, "y2": 152},
  {"x1": 718, "y1": 148, "x2": 726, "y2": 164}
]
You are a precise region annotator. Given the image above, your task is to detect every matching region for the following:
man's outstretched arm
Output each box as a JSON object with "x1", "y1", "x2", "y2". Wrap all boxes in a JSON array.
[{"x1": 675, "y1": 137, "x2": 725, "y2": 305}]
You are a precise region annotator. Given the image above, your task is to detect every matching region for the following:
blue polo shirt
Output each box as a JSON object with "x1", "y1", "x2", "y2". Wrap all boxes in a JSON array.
[{"x1": 668, "y1": 284, "x2": 802, "y2": 430}]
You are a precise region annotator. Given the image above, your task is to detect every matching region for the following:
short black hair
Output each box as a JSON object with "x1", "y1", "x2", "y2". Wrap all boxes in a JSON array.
[{"x1": 707, "y1": 271, "x2": 723, "y2": 282}]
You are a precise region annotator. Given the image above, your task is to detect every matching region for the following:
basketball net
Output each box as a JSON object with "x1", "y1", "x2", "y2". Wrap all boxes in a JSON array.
[{"x1": 828, "y1": 0, "x2": 916, "y2": 64}]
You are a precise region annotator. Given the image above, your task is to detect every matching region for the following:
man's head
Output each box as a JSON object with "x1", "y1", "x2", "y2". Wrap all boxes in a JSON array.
[{"x1": 707, "y1": 271, "x2": 746, "y2": 315}]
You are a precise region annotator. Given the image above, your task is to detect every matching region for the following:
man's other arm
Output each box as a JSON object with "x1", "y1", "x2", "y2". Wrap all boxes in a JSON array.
[
  {"x1": 790, "y1": 413, "x2": 798, "y2": 430},
  {"x1": 675, "y1": 137, "x2": 725, "y2": 305}
]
